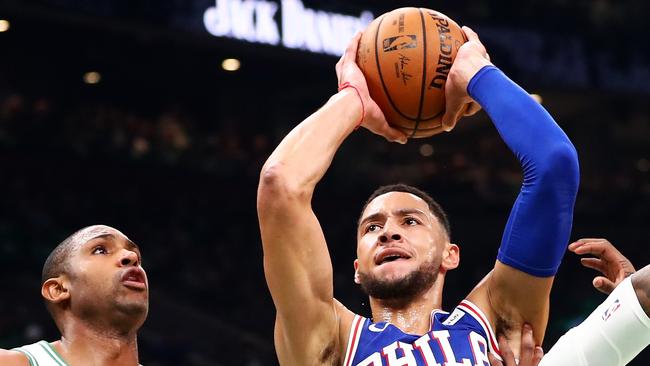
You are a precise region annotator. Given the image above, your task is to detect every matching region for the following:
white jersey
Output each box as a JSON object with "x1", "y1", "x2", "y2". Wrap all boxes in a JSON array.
[
  {"x1": 541, "y1": 276, "x2": 650, "y2": 366},
  {"x1": 12, "y1": 341, "x2": 69, "y2": 366},
  {"x1": 12, "y1": 341, "x2": 143, "y2": 366}
]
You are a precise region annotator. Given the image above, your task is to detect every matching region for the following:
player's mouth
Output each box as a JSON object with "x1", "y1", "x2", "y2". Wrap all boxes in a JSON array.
[
  {"x1": 375, "y1": 247, "x2": 412, "y2": 266},
  {"x1": 120, "y1": 268, "x2": 147, "y2": 290}
]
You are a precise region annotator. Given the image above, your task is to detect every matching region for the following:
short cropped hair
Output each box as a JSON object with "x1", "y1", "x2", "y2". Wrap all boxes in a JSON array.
[
  {"x1": 360, "y1": 184, "x2": 451, "y2": 238},
  {"x1": 41, "y1": 228, "x2": 84, "y2": 284}
]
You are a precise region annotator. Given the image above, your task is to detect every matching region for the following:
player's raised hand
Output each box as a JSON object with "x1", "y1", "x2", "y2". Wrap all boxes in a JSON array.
[
  {"x1": 488, "y1": 324, "x2": 543, "y2": 366},
  {"x1": 441, "y1": 26, "x2": 491, "y2": 131},
  {"x1": 336, "y1": 32, "x2": 407, "y2": 144},
  {"x1": 569, "y1": 238, "x2": 636, "y2": 295}
]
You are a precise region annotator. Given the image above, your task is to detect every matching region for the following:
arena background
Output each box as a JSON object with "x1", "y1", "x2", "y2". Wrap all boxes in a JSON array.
[{"x1": 0, "y1": 0, "x2": 648, "y2": 364}]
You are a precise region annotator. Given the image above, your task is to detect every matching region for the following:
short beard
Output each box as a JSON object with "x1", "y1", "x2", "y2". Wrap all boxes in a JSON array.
[{"x1": 358, "y1": 259, "x2": 438, "y2": 303}]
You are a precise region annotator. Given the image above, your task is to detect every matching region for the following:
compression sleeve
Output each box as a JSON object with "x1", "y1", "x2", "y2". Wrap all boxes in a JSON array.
[{"x1": 468, "y1": 66, "x2": 580, "y2": 277}]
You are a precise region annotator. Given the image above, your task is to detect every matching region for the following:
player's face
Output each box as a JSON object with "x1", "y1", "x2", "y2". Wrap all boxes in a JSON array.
[
  {"x1": 67, "y1": 225, "x2": 148, "y2": 327},
  {"x1": 355, "y1": 192, "x2": 448, "y2": 298}
]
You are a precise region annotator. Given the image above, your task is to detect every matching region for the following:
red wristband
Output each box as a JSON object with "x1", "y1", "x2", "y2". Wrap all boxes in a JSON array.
[{"x1": 338, "y1": 82, "x2": 364, "y2": 129}]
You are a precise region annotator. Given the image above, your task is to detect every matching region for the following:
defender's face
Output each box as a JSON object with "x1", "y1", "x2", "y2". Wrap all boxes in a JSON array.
[
  {"x1": 67, "y1": 225, "x2": 149, "y2": 322},
  {"x1": 356, "y1": 192, "x2": 447, "y2": 285}
]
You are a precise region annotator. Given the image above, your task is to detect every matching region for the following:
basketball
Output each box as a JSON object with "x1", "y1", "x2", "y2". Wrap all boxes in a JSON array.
[{"x1": 357, "y1": 8, "x2": 467, "y2": 138}]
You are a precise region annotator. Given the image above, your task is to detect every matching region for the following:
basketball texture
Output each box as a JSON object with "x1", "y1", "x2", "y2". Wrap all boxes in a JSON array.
[{"x1": 357, "y1": 8, "x2": 466, "y2": 138}]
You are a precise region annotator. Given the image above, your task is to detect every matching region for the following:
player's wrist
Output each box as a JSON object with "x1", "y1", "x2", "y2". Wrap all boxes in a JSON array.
[{"x1": 336, "y1": 83, "x2": 364, "y2": 129}]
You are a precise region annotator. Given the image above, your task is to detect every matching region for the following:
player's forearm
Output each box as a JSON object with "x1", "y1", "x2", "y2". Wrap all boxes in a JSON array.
[
  {"x1": 469, "y1": 66, "x2": 580, "y2": 276},
  {"x1": 469, "y1": 66, "x2": 578, "y2": 175},
  {"x1": 259, "y1": 89, "x2": 361, "y2": 200}
]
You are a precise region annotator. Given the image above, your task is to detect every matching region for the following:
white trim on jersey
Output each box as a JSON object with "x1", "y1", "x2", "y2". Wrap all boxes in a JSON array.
[
  {"x1": 429, "y1": 308, "x2": 449, "y2": 332},
  {"x1": 458, "y1": 299, "x2": 503, "y2": 361},
  {"x1": 13, "y1": 341, "x2": 69, "y2": 366},
  {"x1": 343, "y1": 314, "x2": 365, "y2": 366}
]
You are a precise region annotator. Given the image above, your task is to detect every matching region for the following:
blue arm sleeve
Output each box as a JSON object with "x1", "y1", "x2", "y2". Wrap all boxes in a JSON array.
[{"x1": 468, "y1": 66, "x2": 580, "y2": 277}]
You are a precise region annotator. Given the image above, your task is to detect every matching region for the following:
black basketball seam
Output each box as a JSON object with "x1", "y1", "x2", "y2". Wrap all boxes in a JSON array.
[
  {"x1": 411, "y1": 8, "x2": 427, "y2": 138},
  {"x1": 398, "y1": 120, "x2": 445, "y2": 131},
  {"x1": 374, "y1": 12, "x2": 418, "y2": 123}
]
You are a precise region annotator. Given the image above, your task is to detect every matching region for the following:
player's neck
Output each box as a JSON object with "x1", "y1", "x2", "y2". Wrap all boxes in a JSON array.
[
  {"x1": 369, "y1": 274, "x2": 445, "y2": 335},
  {"x1": 56, "y1": 319, "x2": 140, "y2": 366}
]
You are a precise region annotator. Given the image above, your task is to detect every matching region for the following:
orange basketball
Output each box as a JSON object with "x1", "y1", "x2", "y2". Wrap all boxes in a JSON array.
[{"x1": 357, "y1": 8, "x2": 466, "y2": 138}]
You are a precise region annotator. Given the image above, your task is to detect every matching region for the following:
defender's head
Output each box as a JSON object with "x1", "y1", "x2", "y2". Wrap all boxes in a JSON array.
[
  {"x1": 354, "y1": 184, "x2": 459, "y2": 301},
  {"x1": 41, "y1": 225, "x2": 149, "y2": 334}
]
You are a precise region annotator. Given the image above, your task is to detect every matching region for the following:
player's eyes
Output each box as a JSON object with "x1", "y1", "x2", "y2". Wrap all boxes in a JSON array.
[
  {"x1": 404, "y1": 217, "x2": 419, "y2": 225},
  {"x1": 91, "y1": 246, "x2": 108, "y2": 255},
  {"x1": 366, "y1": 224, "x2": 381, "y2": 233}
]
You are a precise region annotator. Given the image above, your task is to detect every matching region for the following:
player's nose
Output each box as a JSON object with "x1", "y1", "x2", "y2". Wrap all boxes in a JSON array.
[
  {"x1": 119, "y1": 249, "x2": 139, "y2": 267},
  {"x1": 378, "y1": 221, "x2": 402, "y2": 243},
  {"x1": 379, "y1": 232, "x2": 402, "y2": 243}
]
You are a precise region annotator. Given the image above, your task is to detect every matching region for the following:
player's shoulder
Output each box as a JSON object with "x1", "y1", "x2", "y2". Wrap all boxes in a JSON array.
[{"x1": 0, "y1": 349, "x2": 30, "y2": 366}]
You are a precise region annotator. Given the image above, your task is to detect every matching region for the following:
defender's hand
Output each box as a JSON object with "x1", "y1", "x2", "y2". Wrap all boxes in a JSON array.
[
  {"x1": 336, "y1": 32, "x2": 407, "y2": 144},
  {"x1": 488, "y1": 324, "x2": 544, "y2": 366},
  {"x1": 441, "y1": 26, "x2": 492, "y2": 131},
  {"x1": 569, "y1": 238, "x2": 636, "y2": 295}
]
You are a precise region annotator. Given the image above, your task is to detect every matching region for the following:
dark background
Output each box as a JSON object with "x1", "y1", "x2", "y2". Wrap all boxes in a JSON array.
[{"x1": 0, "y1": 0, "x2": 648, "y2": 365}]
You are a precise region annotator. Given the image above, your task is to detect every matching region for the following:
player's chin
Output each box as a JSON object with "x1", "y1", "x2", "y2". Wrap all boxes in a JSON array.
[
  {"x1": 117, "y1": 287, "x2": 149, "y2": 305},
  {"x1": 117, "y1": 298, "x2": 149, "y2": 316},
  {"x1": 374, "y1": 259, "x2": 415, "y2": 278}
]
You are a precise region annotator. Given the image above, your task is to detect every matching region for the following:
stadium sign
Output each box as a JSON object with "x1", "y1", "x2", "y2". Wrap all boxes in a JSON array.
[{"x1": 203, "y1": 0, "x2": 374, "y2": 56}]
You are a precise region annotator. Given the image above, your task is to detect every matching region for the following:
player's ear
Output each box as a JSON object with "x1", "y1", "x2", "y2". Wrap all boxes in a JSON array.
[
  {"x1": 354, "y1": 259, "x2": 361, "y2": 284},
  {"x1": 42, "y1": 276, "x2": 71, "y2": 304},
  {"x1": 441, "y1": 243, "x2": 460, "y2": 271}
]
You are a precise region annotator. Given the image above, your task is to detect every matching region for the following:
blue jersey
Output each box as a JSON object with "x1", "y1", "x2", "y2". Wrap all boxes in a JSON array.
[{"x1": 343, "y1": 300, "x2": 502, "y2": 366}]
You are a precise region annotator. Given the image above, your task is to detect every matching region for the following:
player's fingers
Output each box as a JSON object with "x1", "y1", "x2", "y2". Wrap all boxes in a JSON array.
[
  {"x1": 573, "y1": 238, "x2": 607, "y2": 242},
  {"x1": 580, "y1": 257, "x2": 606, "y2": 273},
  {"x1": 497, "y1": 335, "x2": 515, "y2": 365},
  {"x1": 567, "y1": 239, "x2": 586, "y2": 251},
  {"x1": 376, "y1": 122, "x2": 408, "y2": 144},
  {"x1": 569, "y1": 238, "x2": 601, "y2": 248},
  {"x1": 569, "y1": 238, "x2": 607, "y2": 250},
  {"x1": 488, "y1": 352, "x2": 504, "y2": 366},
  {"x1": 442, "y1": 112, "x2": 459, "y2": 131},
  {"x1": 519, "y1": 324, "x2": 536, "y2": 365},
  {"x1": 571, "y1": 241, "x2": 607, "y2": 256},
  {"x1": 593, "y1": 276, "x2": 616, "y2": 295},
  {"x1": 462, "y1": 26, "x2": 479, "y2": 43},
  {"x1": 342, "y1": 32, "x2": 362, "y2": 65},
  {"x1": 464, "y1": 101, "x2": 482, "y2": 116},
  {"x1": 461, "y1": 26, "x2": 488, "y2": 57},
  {"x1": 441, "y1": 100, "x2": 467, "y2": 131},
  {"x1": 532, "y1": 348, "x2": 543, "y2": 365}
]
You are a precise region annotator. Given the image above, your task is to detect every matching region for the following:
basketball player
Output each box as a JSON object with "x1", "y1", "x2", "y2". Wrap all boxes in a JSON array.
[
  {"x1": 258, "y1": 25, "x2": 581, "y2": 365},
  {"x1": 0, "y1": 225, "x2": 147, "y2": 366},
  {"x1": 489, "y1": 238, "x2": 650, "y2": 366}
]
